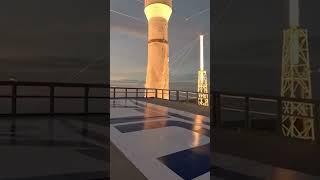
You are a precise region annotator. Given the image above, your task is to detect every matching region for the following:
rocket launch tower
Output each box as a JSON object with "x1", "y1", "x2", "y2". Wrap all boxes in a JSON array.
[
  {"x1": 144, "y1": 0, "x2": 172, "y2": 99},
  {"x1": 281, "y1": 0, "x2": 314, "y2": 140},
  {"x1": 198, "y1": 35, "x2": 209, "y2": 106}
]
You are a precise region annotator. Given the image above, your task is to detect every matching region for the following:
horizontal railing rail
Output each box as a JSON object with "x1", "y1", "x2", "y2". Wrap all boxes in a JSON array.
[
  {"x1": 212, "y1": 91, "x2": 320, "y2": 143},
  {"x1": 0, "y1": 81, "x2": 109, "y2": 116},
  {"x1": 0, "y1": 81, "x2": 110, "y2": 141},
  {"x1": 1, "y1": 81, "x2": 319, "y2": 142},
  {"x1": 110, "y1": 86, "x2": 320, "y2": 142},
  {"x1": 109, "y1": 86, "x2": 207, "y2": 103},
  {"x1": 110, "y1": 87, "x2": 320, "y2": 104}
]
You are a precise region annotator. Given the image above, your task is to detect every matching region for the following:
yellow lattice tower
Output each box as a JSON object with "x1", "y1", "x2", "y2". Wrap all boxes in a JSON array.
[
  {"x1": 280, "y1": 0, "x2": 314, "y2": 140},
  {"x1": 198, "y1": 35, "x2": 209, "y2": 106}
]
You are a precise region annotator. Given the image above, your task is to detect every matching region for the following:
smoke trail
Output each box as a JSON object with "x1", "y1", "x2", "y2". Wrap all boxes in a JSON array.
[
  {"x1": 185, "y1": 8, "x2": 210, "y2": 21},
  {"x1": 110, "y1": 9, "x2": 145, "y2": 23}
]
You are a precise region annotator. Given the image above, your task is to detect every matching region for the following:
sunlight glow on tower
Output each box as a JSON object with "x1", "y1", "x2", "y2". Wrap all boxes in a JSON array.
[
  {"x1": 197, "y1": 35, "x2": 208, "y2": 106},
  {"x1": 144, "y1": 0, "x2": 172, "y2": 99}
]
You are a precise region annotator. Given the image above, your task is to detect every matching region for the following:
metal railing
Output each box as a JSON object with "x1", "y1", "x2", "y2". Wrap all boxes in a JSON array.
[
  {"x1": 0, "y1": 81, "x2": 109, "y2": 139},
  {"x1": 0, "y1": 82, "x2": 207, "y2": 116},
  {"x1": 109, "y1": 87, "x2": 320, "y2": 142},
  {"x1": 212, "y1": 91, "x2": 320, "y2": 143},
  {"x1": 0, "y1": 81, "x2": 109, "y2": 116},
  {"x1": 2, "y1": 81, "x2": 319, "y2": 142},
  {"x1": 109, "y1": 86, "x2": 208, "y2": 103}
]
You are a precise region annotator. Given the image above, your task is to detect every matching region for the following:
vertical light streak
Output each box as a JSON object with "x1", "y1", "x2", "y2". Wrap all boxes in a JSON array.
[{"x1": 200, "y1": 35, "x2": 204, "y2": 70}]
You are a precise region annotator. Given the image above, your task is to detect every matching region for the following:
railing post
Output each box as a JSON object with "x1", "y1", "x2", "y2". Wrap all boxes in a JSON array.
[
  {"x1": 50, "y1": 85, "x2": 55, "y2": 115},
  {"x1": 84, "y1": 86, "x2": 89, "y2": 114},
  {"x1": 125, "y1": 88, "x2": 128, "y2": 99},
  {"x1": 11, "y1": 84, "x2": 17, "y2": 116},
  {"x1": 162, "y1": 89, "x2": 164, "y2": 99},
  {"x1": 113, "y1": 87, "x2": 116, "y2": 99},
  {"x1": 136, "y1": 88, "x2": 138, "y2": 98},
  {"x1": 82, "y1": 86, "x2": 89, "y2": 136},
  {"x1": 186, "y1": 92, "x2": 189, "y2": 102},
  {"x1": 214, "y1": 92, "x2": 221, "y2": 128},
  {"x1": 168, "y1": 90, "x2": 171, "y2": 101},
  {"x1": 314, "y1": 102, "x2": 320, "y2": 144},
  {"x1": 11, "y1": 83, "x2": 17, "y2": 135},
  {"x1": 197, "y1": 92, "x2": 200, "y2": 104},
  {"x1": 277, "y1": 98, "x2": 283, "y2": 135},
  {"x1": 245, "y1": 96, "x2": 250, "y2": 129},
  {"x1": 176, "y1": 91, "x2": 179, "y2": 101},
  {"x1": 155, "y1": 89, "x2": 158, "y2": 99},
  {"x1": 49, "y1": 85, "x2": 55, "y2": 145},
  {"x1": 146, "y1": 89, "x2": 148, "y2": 98}
]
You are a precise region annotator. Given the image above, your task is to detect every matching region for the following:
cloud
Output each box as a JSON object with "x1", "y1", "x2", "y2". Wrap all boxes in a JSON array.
[{"x1": 111, "y1": 24, "x2": 146, "y2": 39}]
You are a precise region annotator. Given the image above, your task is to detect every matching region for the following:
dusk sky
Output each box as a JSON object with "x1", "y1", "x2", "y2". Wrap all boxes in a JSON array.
[
  {"x1": 213, "y1": 0, "x2": 320, "y2": 96},
  {"x1": 110, "y1": 0, "x2": 210, "y2": 85},
  {"x1": 0, "y1": 0, "x2": 107, "y2": 83}
]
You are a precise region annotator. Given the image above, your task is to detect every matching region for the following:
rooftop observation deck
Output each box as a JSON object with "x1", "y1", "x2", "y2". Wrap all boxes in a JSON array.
[
  {"x1": 109, "y1": 87, "x2": 320, "y2": 179},
  {"x1": 0, "y1": 81, "x2": 320, "y2": 179},
  {"x1": 0, "y1": 81, "x2": 108, "y2": 179}
]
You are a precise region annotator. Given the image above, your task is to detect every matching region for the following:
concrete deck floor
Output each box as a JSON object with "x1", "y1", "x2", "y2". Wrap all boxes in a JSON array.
[
  {"x1": 0, "y1": 116, "x2": 108, "y2": 180},
  {"x1": 110, "y1": 99, "x2": 210, "y2": 180},
  {"x1": 130, "y1": 99, "x2": 320, "y2": 180},
  {"x1": 1, "y1": 98, "x2": 319, "y2": 180}
]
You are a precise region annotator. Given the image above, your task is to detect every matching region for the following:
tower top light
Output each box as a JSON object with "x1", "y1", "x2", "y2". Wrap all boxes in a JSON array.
[{"x1": 144, "y1": 0, "x2": 172, "y2": 22}]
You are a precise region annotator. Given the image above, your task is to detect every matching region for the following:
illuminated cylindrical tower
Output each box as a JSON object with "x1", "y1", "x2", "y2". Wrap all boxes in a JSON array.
[{"x1": 144, "y1": 0, "x2": 172, "y2": 99}]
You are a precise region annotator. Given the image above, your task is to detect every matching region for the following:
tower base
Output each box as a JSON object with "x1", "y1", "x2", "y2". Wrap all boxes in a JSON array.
[{"x1": 197, "y1": 70, "x2": 209, "y2": 106}]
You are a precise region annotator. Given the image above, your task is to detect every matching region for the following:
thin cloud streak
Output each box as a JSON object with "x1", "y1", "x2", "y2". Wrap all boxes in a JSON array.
[
  {"x1": 185, "y1": 8, "x2": 210, "y2": 21},
  {"x1": 111, "y1": 24, "x2": 146, "y2": 39},
  {"x1": 110, "y1": 9, "x2": 145, "y2": 23}
]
